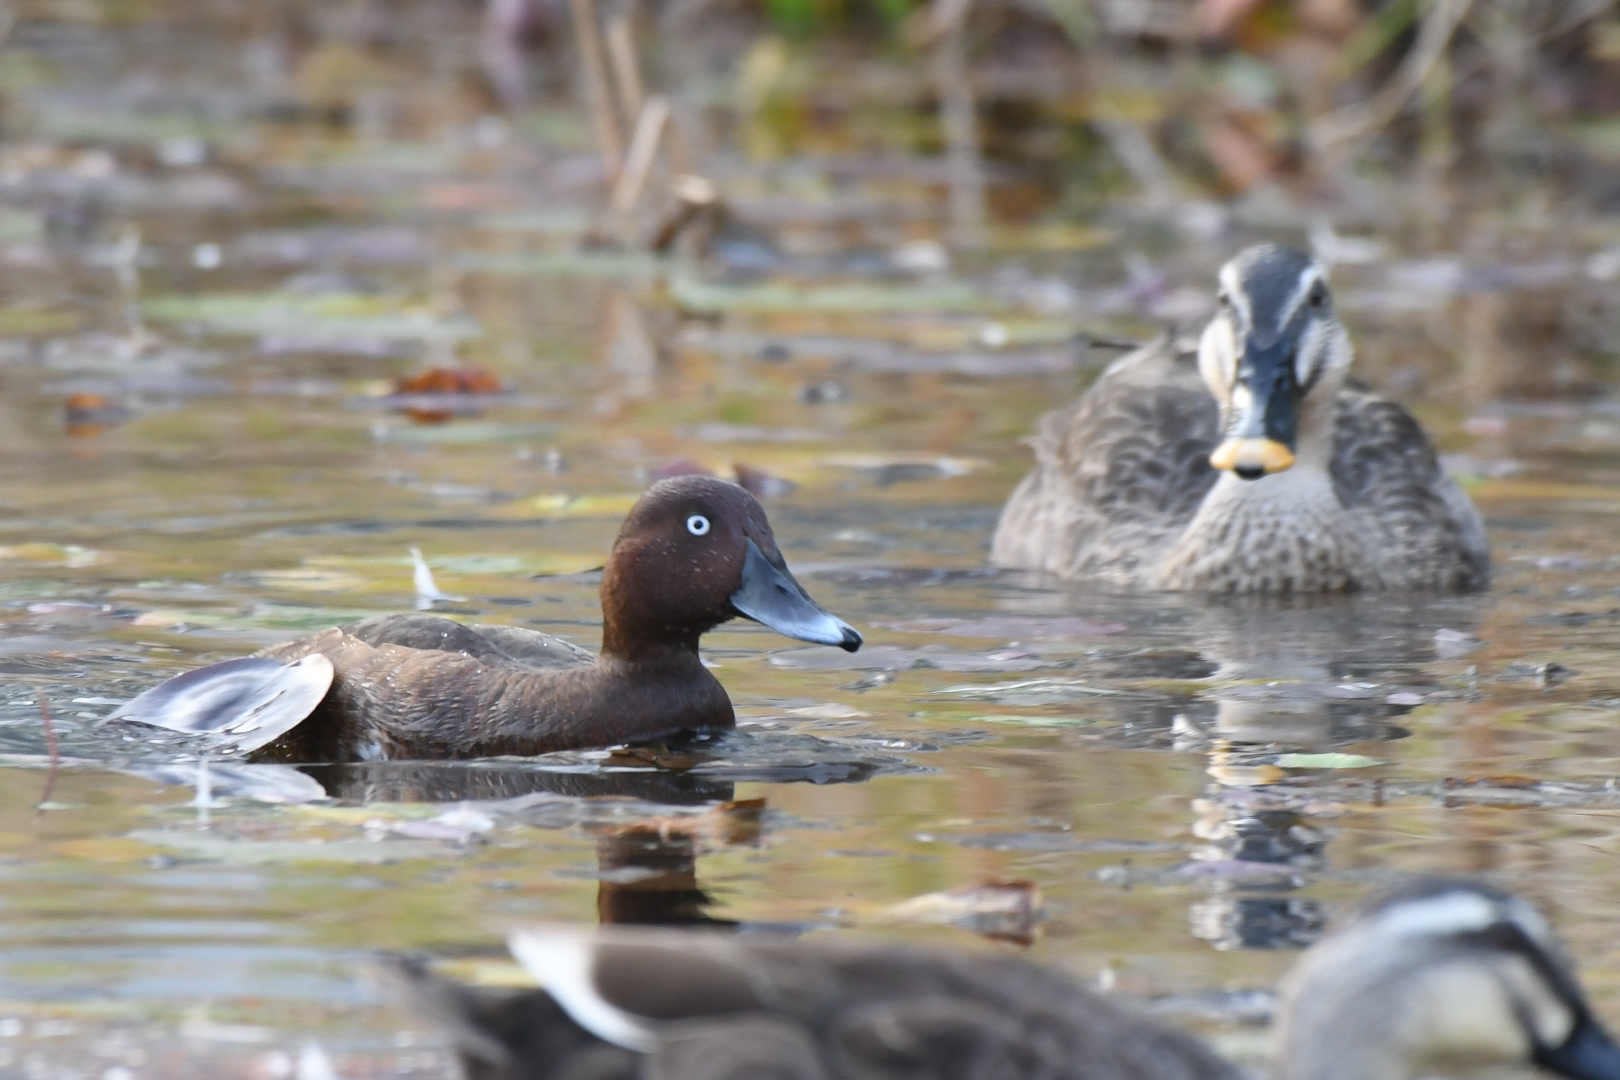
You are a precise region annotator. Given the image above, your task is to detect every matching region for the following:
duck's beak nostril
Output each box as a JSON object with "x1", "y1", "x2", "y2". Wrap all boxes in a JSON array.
[{"x1": 730, "y1": 538, "x2": 863, "y2": 651}]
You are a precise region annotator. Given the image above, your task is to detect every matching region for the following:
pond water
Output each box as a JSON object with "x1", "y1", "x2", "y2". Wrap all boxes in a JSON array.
[{"x1": 0, "y1": 14, "x2": 1619, "y2": 1080}]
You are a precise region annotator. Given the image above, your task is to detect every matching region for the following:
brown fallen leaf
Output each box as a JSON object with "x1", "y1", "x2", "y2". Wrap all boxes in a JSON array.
[
  {"x1": 1458, "y1": 775, "x2": 1540, "y2": 789},
  {"x1": 883, "y1": 879, "x2": 1041, "y2": 945},
  {"x1": 64, "y1": 392, "x2": 131, "y2": 436},
  {"x1": 391, "y1": 367, "x2": 503, "y2": 423}
]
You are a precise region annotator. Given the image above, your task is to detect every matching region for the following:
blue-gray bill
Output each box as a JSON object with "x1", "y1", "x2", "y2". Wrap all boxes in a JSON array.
[
  {"x1": 729, "y1": 539, "x2": 862, "y2": 652},
  {"x1": 1538, "y1": 1017, "x2": 1620, "y2": 1080}
]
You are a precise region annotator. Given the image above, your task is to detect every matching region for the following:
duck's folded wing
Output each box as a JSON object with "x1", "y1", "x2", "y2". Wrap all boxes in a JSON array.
[
  {"x1": 467, "y1": 624, "x2": 596, "y2": 669},
  {"x1": 992, "y1": 339, "x2": 1220, "y2": 582},
  {"x1": 1331, "y1": 389, "x2": 1490, "y2": 590},
  {"x1": 341, "y1": 614, "x2": 594, "y2": 671},
  {"x1": 98, "y1": 653, "x2": 333, "y2": 755}
]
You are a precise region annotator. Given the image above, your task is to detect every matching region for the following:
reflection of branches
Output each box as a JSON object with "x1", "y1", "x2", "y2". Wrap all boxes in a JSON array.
[{"x1": 1311, "y1": 0, "x2": 1477, "y2": 152}]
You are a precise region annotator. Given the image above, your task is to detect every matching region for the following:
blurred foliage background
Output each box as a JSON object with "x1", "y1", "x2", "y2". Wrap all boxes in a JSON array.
[{"x1": 4, "y1": 0, "x2": 1616, "y2": 234}]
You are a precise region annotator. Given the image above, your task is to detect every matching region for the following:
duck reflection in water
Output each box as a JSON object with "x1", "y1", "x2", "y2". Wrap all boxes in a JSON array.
[
  {"x1": 1082, "y1": 592, "x2": 1479, "y2": 950},
  {"x1": 594, "y1": 813, "x2": 758, "y2": 928}
]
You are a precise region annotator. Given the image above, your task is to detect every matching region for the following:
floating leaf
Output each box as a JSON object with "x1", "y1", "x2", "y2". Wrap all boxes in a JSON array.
[
  {"x1": 242, "y1": 567, "x2": 370, "y2": 592},
  {"x1": 971, "y1": 714, "x2": 1094, "y2": 727},
  {"x1": 883, "y1": 880, "x2": 1041, "y2": 944},
  {"x1": 1274, "y1": 752, "x2": 1384, "y2": 769},
  {"x1": 0, "y1": 543, "x2": 101, "y2": 567},
  {"x1": 524, "y1": 493, "x2": 641, "y2": 518},
  {"x1": 455, "y1": 249, "x2": 666, "y2": 279},
  {"x1": 1207, "y1": 763, "x2": 1288, "y2": 786},
  {"x1": 127, "y1": 829, "x2": 457, "y2": 864},
  {"x1": 875, "y1": 616, "x2": 1123, "y2": 639},
  {"x1": 933, "y1": 679, "x2": 1121, "y2": 704},
  {"x1": 376, "y1": 421, "x2": 556, "y2": 444},
  {"x1": 670, "y1": 274, "x2": 984, "y2": 315},
  {"x1": 143, "y1": 291, "x2": 479, "y2": 343}
]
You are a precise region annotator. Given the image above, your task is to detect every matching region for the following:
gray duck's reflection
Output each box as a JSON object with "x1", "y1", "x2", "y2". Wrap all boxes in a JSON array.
[{"x1": 1086, "y1": 593, "x2": 1481, "y2": 951}]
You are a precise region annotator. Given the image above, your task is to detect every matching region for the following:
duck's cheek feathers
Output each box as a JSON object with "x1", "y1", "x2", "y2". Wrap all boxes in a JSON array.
[
  {"x1": 1395, "y1": 959, "x2": 1560, "y2": 1068},
  {"x1": 1198, "y1": 318, "x2": 1239, "y2": 407}
]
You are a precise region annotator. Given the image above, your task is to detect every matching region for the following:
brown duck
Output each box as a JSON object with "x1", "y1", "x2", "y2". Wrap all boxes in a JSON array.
[{"x1": 103, "y1": 476, "x2": 861, "y2": 762}]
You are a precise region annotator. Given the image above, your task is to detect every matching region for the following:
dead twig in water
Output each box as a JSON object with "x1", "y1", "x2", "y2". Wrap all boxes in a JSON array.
[
  {"x1": 650, "y1": 174, "x2": 719, "y2": 253},
  {"x1": 610, "y1": 96, "x2": 672, "y2": 237},
  {"x1": 605, "y1": 10, "x2": 646, "y2": 127},
  {"x1": 1311, "y1": 0, "x2": 1477, "y2": 154},
  {"x1": 570, "y1": 0, "x2": 625, "y2": 180},
  {"x1": 35, "y1": 691, "x2": 58, "y2": 818}
]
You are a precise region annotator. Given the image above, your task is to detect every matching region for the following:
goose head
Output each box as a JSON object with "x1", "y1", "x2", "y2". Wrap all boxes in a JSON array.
[
  {"x1": 1277, "y1": 879, "x2": 1620, "y2": 1080},
  {"x1": 1199, "y1": 244, "x2": 1353, "y2": 480}
]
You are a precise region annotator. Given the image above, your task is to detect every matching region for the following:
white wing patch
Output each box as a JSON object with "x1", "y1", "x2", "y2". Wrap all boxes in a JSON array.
[{"x1": 508, "y1": 929, "x2": 659, "y2": 1053}]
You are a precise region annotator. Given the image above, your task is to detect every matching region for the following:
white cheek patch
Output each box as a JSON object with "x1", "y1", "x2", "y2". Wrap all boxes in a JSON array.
[
  {"x1": 1218, "y1": 264, "x2": 1250, "y2": 327},
  {"x1": 1398, "y1": 961, "x2": 1534, "y2": 1067},
  {"x1": 1295, "y1": 321, "x2": 1327, "y2": 386},
  {"x1": 1198, "y1": 319, "x2": 1239, "y2": 407},
  {"x1": 1497, "y1": 953, "x2": 1579, "y2": 1049}
]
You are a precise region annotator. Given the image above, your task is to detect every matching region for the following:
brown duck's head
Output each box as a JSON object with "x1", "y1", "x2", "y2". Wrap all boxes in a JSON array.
[
  {"x1": 1199, "y1": 244, "x2": 1353, "y2": 481},
  {"x1": 599, "y1": 475, "x2": 862, "y2": 659}
]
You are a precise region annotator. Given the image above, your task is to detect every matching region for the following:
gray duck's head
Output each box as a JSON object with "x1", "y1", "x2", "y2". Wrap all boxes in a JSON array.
[
  {"x1": 1276, "y1": 878, "x2": 1620, "y2": 1080},
  {"x1": 1199, "y1": 244, "x2": 1353, "y2": 481}
]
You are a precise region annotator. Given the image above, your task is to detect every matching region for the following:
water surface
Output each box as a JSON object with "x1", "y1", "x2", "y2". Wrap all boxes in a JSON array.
[{"x1": 0, "y1": 15, "x2": 1617, "y2": 1079}]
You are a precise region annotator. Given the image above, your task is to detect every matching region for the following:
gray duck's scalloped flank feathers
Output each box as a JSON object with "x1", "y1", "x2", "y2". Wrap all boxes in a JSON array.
[
  {"x1": 992, "y1": 245, "x2": 1489, "y2": 593},
  {"x1": 390, "y1": 878, "x2": 1620, "y2": 1080}
]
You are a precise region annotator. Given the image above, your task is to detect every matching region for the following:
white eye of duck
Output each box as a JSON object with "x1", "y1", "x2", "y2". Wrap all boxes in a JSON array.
[{"x1": 686, "y1": 514, "x2": 711, "y2": 536}]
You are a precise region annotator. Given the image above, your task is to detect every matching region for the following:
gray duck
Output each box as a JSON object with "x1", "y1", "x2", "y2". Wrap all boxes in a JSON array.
[
  {"x1": 391, "y1": 878, "x2": 1620, "y2": 1080},
  {"x1": 992, "y1": 245, "x2": 1489, "y2": 592},
  {"x1": 103, "y1": 475, "x2": 861, "y2": 762}
]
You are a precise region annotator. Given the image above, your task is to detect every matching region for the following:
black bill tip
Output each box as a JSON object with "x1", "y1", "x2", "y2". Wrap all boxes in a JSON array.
[
  {"x1": 1538, "y1": 1017, "x2": 1620, "y2": 1080},
  {"x1": 730, "y1": 538, "x2": 862, "y2": 651}
]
